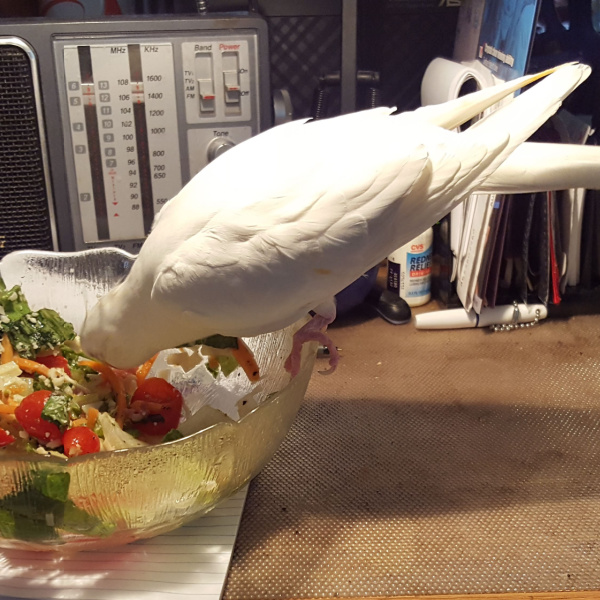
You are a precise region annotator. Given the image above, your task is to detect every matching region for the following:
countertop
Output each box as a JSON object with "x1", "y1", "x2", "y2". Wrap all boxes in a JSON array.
[{"x1": 221, "y1": 299, "x2": 600, "y2": 600}]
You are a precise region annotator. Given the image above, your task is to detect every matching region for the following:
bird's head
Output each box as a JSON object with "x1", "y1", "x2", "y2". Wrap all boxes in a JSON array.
[
  {"x1": 80, "y1": 269, "x2": 217, "y2": 370},
  {"x1": 79, "y1": 281, "x2": 160, "y2": 369}
]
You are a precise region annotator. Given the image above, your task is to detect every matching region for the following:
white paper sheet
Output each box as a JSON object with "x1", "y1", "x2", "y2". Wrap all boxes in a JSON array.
[{"x1": 0, "y1": 487, "x2": 247, "y2": 600}]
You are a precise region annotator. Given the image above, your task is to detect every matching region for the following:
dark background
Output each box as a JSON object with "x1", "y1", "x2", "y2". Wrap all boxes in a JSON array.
[{"x1": 0, "y1": 0, "x2": 461, "y2": 119}]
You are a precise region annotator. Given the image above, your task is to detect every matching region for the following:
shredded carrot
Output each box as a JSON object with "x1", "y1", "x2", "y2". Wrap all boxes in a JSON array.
[
  {"x1": 135, "y1": 353, "x2": 158, "y2": 386},
  {"x1": 1, "y1": 334, "x2": 13, "y2": 365},
  {"x1": 129, "y1": 399, "x2": 163, "y2": 413},
  {"x1": 79, "y1": 360, "x2": 127, "y2": 428},
  {"x1": 0, "y1": 414, "x2": 15, "y2": 427},
  {"x1": 232, "y1": 338, "x2": 260, "y2": 383},
  {"x1": 0, "y1": 404, "x2": 16, "y2": 415},
  {"x1": 207, "y1": 355, "x2": 219, "y2": 371},
  {"x1": 86, "y1": 406, "x2": 100, "y2": 430},
  {"x1": 14, "y1": 356, "x2": 51, "y2": 378},
  {"x1": 71, "y1": 417, "x2": 87, "y2": 428}
]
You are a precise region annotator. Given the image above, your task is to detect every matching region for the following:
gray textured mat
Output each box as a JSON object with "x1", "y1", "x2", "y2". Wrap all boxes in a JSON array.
[{"x1": 224, "y1": 309, "x2": 600, "y2": 599}]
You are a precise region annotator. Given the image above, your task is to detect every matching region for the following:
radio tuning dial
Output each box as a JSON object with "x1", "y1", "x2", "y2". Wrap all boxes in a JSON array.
[{"x1": 207, "y1": 137, "x2": 236, "y2": 162}]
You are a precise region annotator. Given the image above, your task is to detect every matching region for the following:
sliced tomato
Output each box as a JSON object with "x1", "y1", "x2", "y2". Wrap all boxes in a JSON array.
[
  {"x1": 14, "y1": 390, "x2": 62, "y2": 445},
  {"x1": 35, "y1": 355, "x2": 72, "y2": 377},
  {"x1": 0, "y1": 428, "x2": 15, "y2": 448},
  {"x1": 129, "y1": 377, "x2": 183, "y2": 437},
  {"x1": 62, "y1": 426, "x2": 100, "y2": 457}
]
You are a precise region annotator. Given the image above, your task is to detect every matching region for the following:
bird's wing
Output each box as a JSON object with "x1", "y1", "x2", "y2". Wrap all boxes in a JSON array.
[
  {"x1": 371, "y1": 66, "x2": 591, "y2": 234},
  {"x1": 475, "y1": 142, "x2": 600, "y2": 193},
  {"x1": 146, "y1": 65, "x2": 589, "y2": 334},
  {"x1": 147, "y1": 110, "x2": 501, "y2": 335},
  {"x1": 413, "y1": 62, "x2": 591, "y2": 209}
]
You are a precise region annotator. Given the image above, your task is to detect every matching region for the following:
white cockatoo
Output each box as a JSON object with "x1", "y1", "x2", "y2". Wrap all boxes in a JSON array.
[{"x1": 81, "y1": 62, "x2": 600, "y2": 376}]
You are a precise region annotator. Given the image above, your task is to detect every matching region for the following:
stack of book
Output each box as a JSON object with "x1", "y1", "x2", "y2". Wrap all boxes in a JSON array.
[{"x1": 432, "y1": 0, "x2": 600, "y2": 314}]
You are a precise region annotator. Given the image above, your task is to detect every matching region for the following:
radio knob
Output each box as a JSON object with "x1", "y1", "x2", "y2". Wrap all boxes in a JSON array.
[{"x1": 207, "y1": 138, "x2": 236, "y2": 162}]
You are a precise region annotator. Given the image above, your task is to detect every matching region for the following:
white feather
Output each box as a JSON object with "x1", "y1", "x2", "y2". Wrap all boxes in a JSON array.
[
  {"x1": 80, "y1": 62, "x2": 597, "y2": 368},
  {"x1": 476, "y1": 142, "x2": 600, "y2": 193}
]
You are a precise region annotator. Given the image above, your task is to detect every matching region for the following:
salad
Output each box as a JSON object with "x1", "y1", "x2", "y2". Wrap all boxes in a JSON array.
[{"x1": 0, "y1": 278, "x2": 260, "y2": 459}]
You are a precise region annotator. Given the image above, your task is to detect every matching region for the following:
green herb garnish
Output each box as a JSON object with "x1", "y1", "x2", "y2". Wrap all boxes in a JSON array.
[
  {"x1": 40, "y1": 394, "x2": 71, "y2": 430},
  {"x1": 0, "y1": 284, "x2": 75, "y2": 359}
]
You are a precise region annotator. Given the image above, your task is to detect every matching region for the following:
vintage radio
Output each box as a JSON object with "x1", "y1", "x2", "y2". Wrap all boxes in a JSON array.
[{"x1": 0, "y1": 14, "x2": 271, "y2": 256}]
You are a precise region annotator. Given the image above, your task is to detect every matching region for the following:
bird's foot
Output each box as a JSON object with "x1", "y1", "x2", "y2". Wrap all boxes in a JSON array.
[{"x1": 284, "y1": 313, "x2": 339, "y2": 377}]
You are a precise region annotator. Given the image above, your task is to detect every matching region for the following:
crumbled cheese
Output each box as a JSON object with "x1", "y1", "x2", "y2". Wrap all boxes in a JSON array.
[
  {"x1": 48, "y1": 368, "x2": 68, "y2": 389},
  {"x1": 47, "y1": 368, "x2": 78, "y2": 391},
  {"x1": 0, "y1": 315, "x2": 9, "y2": 324},
  {"x1": 7, "y1": 292, "x2": 17, "y2": 302},
  {"x1": 34, "y1": 445, "x2": 65, "y2": 458}
]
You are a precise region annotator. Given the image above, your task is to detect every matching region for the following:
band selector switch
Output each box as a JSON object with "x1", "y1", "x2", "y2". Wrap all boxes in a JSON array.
[{"x1": 195, "y1": 52, "x2": 215, "y2": 115}]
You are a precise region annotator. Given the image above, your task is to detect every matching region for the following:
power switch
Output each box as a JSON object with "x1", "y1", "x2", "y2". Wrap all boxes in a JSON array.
[
  {"x1": 223, "y1": 70, "x2": 240, "y2": 103},
  {"x1": 221, "y1": 51, "x2": 241, "y2": 115},
  {"x1": 195, "y1": 52, "x2": 215, "y2": 115}
]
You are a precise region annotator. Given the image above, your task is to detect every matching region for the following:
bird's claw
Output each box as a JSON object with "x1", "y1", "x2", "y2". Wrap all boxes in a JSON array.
[{"x1": 285, "y1": 315, "x2": 339, "y2": 377}]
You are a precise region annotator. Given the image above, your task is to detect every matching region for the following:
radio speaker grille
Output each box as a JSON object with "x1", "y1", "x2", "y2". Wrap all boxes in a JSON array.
[{"x1": 0, "y1": 43, "x2": 54, "y2": 259}]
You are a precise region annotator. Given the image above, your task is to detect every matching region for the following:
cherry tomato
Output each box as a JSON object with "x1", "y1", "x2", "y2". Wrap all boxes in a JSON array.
[
  {"x1": 62, "y1": 426, "x2": 100, "y2": 457},
  {"x1": 0, "y1": 428, "x2": 15, "y2": 448},
  {"x1": 14, "y1": 390, "x2": 62, "y2": 445},
  {"x1": 129, "y1": 377, "x2": 183, "y2": 437},
  {"x1": 36, "y1": 355, "x2": 72, "y2": 377}
]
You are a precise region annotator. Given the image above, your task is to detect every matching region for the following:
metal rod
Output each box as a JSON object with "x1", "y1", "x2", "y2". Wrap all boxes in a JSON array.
[{"x1": 340, "y1": 0, "x2": 357, "y2": 114}]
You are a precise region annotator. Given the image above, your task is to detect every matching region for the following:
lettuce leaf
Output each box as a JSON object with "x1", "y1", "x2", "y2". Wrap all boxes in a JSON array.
[
  {"x1": 0, "y1": 470, "x2": 115, "y2": 542},
  {"x1": 193, "y1": 335, "x2": 238, "y2": 349}
]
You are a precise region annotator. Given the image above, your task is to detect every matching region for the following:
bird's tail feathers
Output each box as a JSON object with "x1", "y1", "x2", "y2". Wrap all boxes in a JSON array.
[
  {"x1": 465, "y1": 63, "x2": 589, "y2": 139},
  {"x1": 415, "y1": 62, "x2": 585, "y2": 132},
  {"x1": 459, "y1": 63, "x2": 590, "y2": 187}
]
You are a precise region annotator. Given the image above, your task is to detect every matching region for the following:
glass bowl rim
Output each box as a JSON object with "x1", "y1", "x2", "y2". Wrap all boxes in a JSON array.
[{"x1": 0, "y1": 247, "x2": 305, "y2": 466}]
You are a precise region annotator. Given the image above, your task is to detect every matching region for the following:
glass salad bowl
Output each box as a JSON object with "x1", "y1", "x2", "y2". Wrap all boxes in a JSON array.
[{"x1": 0, "y1": 248, "x2": 317, "y2": 551}]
